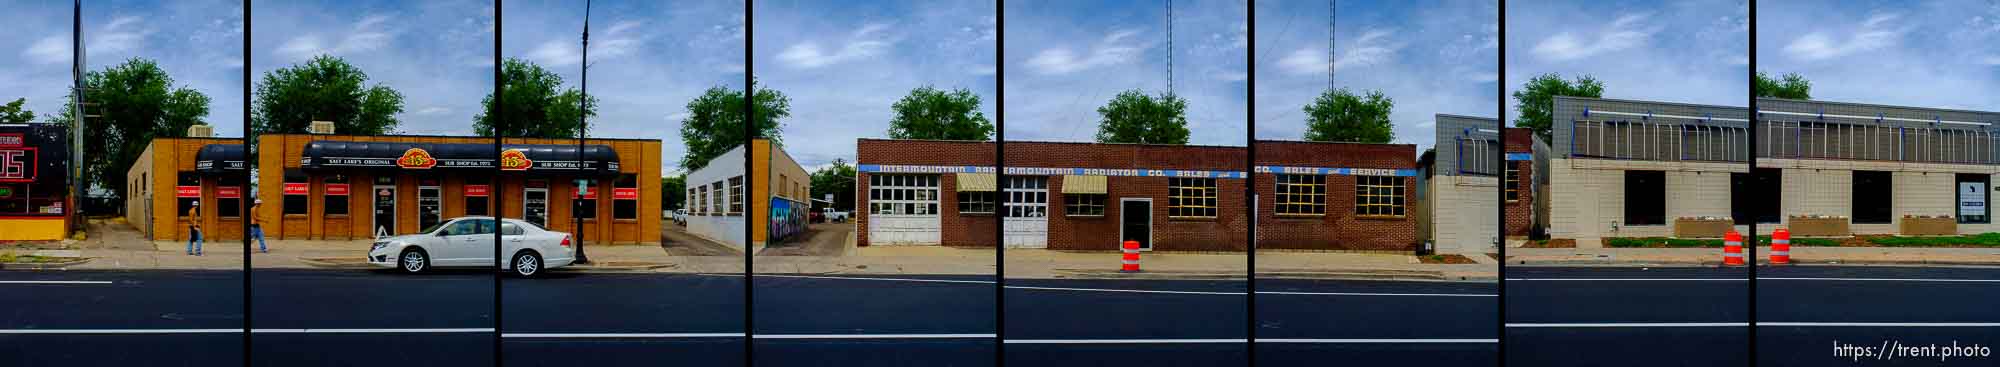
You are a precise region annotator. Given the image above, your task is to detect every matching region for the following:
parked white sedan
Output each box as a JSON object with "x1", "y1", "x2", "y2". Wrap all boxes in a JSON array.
[{"x1": 367, "y1": 216, "x2": 574, "y2": 277}]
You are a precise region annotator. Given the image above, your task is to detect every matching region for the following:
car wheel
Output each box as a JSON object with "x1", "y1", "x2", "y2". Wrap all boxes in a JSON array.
[
  {"x1": 512, "y1": 251, "x2": 542, "y2": 278},
  {"x1": 399, "y1": 249, "x2": 429, "y2": 273}
]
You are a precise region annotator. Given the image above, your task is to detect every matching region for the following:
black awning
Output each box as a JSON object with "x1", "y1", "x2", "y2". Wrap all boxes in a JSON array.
[
  {"x1": 300, "y1": 140, "x2": 621, "y2": 175},
  {"x1": 194, "y1": 144, "x2": 247, "y2": 174}
]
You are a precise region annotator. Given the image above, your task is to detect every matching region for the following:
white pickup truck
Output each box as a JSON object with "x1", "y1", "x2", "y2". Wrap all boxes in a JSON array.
[{"x1": 822, "y1": 208, "x2": 849, "y2": 223}]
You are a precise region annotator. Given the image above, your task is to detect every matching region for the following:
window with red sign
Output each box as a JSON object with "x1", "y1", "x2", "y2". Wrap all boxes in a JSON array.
[
  {"x1": 283, "y1": 170, "x2": 308, "y2": 215},
  {"x1": 323, "y1": 174, "x2": 349, "y2": 216},
  {"x1": 217, "y1": 175, "x2": 243, "y2": 218},
  {"x1": 574, "y1": 179, "x2": 598, "y2": 220},
  {"x1": 614, "y1": 175, "x2": 638, "y2": 220},
  {"x1": 177, "y1": 172, "x2": 201, "y2": 219},
  {"x1": 464, "y1": 176, "x2": 490, "y2": 216}
]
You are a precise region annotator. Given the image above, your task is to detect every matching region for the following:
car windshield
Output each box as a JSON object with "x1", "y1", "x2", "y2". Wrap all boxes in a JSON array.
[{"x1": 419, "y1": 220, "x2": 452, "y2": 235}]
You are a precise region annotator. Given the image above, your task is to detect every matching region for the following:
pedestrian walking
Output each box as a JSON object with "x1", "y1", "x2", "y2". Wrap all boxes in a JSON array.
[
  {"x1": 187, "y1": 202, "x2": 203, "y2": 256},
  {"x1": 250, "y1": 199, "x2": 267, "y2": 253}
]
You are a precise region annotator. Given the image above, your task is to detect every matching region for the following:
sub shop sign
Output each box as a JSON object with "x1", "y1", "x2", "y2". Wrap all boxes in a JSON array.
[{"x1": 1964, "y1": 182, "x2": 1989, "y2": 216}]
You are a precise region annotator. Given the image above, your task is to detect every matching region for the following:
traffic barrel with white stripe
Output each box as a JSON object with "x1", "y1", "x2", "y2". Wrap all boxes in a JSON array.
[
  {"x1": 1120, "y1": 240, "x2": 1141, "y2": 273},
  {"x1": 1770, "y1": 228, "x2": 1791, "y2": 265},
  {"x1": 1723, "y1": 230, "x2": 1745, "y2": 266}
]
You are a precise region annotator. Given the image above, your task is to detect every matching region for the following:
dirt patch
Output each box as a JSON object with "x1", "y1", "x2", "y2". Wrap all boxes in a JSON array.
[
  {"x1": 1521, "y1": 239, "x2": 1575, "y2": 248},
  {"x1": 1418, "y1": 254, "x2": 1477, "y2": 264}
]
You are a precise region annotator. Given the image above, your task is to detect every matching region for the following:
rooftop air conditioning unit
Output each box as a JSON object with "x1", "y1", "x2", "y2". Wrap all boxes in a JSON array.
[
  {"x1": 308, "y1": 121, "x2": 336, "y2": 135},
  {"x1": 186, "y1": 124, "x2": 213, "y2": 138}
]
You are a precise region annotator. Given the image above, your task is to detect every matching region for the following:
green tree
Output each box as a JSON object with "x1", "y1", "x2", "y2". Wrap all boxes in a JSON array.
[
  {"x1": 1754, "y1": 71, "x2": 1811, "y2": 100},
  {"x1": 809, "y1": 158, "x2": 858, "y2": 212},
  {"x1": 476, "y1": 58, "x2": 599, "y2": 138},
  {"x1": 1302, "y1": 88, "x2": 1395, "y2": 143},
  {"x1": 1511, "y1": 73, "x2": 1605, "y2": 143},
  {"x1": 678, "y1": 80, "x2": 790, "y2": 171},
  {"x1": 661, "y1": 174, "x2": 685, "y2": 210},
  {"x1": 0, "y1": 98, "x2": 34, "y2": 124},
  {"x1": 46, "y1": 58, "x2": 210, "y2": 207},
  {"x1": 1094, "y1": 90, "x2": 1190, "y2": 145},
  {"x1": 887, "y1": 86, "x2": 992, "y2": 141},
  {"x1": 252, "y1": 55, "x2": 404, "y2": 135}
]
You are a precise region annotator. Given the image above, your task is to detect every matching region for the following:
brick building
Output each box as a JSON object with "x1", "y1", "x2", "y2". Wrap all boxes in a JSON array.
[
  {"x1": 1754, "y1": 98, "x2": 2000, "y2": 236},
  {"x1": 1549, "y1": 96, "x2": 1749, "y2": 241},
  {"x1": 856, "y1": 138, "x2": 1418, "y2": 252},
  {"x1": 130, "y1": 131, "x2": 664, "y2": 244}
]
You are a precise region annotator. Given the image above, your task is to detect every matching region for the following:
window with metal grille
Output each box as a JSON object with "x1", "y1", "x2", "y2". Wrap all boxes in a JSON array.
[
  {"x1": 1354, "y1": 175, "x2": 1405, "y2": 217},
  {"x1": 1504, "y1": 164, "x2": 1521, "y2": 202},
  {"x1": 1004, "y1": 176, "x2": 1047, "y2": 218},
  {"x1": 1065, "y1": 194, "x2": 1106, "y2": 216},
  {"x1": 957, "y1": 192, "x2": 994, "y2": 214},
  {"x1": 1169, "y1": 177, "x2": 1218, "y2": 218},
  {"x1": 1274, "y1": 174, "x2": 1325, "y2": 216},
  {"x1": 728, "y1": 176, "x2": 744, "y2": 215},
  {"x1": 868, "y1": 174, "x2": 941, "y2": 215}
]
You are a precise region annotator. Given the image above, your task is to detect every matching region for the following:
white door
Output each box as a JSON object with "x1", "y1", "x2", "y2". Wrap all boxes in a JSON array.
[
  {"x1": 1004, "y1": 176, "x2": 1048, "y2": 248},
  {"x1": 867, "y1": 174, "x2": 940, "y2": 245}
]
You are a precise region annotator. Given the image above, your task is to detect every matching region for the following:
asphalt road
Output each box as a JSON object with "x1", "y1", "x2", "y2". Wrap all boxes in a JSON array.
[
  {"x1": 0, "y1": 269, "x2": 1499, "y2": 366},
  {"x1": 1755, "y1": 266, "x2": 2000, "y2": 366},
  {"x1": 1505, "y1": 266, "x2": 1751, "y2": 367}
]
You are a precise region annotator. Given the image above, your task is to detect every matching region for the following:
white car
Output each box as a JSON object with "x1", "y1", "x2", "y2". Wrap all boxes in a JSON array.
[{"x1": 367, "y1": 216, "x2": 574, "y2": 277}]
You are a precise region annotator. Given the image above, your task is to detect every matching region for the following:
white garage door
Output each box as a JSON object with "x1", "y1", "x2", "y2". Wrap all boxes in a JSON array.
[
  {"x1": 1004, "y1": 176, "x2": 1048, "y2": 248},
  {"x1": 868, "y1": 174, "x2": 940, "y2": 245}
]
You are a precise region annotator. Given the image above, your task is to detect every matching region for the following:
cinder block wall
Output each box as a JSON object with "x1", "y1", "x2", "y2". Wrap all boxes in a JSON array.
[
  {"x1": 1433, "y1": 175, "x2": 1496, "y2": 253},
  {"x1": 1551, "y1": 159, "x2": 1738, "y2": 239}
]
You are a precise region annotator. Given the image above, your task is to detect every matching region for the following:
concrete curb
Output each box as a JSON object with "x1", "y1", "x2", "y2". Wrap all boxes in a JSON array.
[
  {"x1": 0, "y1": 258, "x2": 93, "y2": 270},
  {"x1": 1764, "y1": 259, "x2": 2000, "y2": 267},
  {"x1": 298, "y1": 257, "x2": 376, "y2": 269},
  {"x1": 1508, "y1": 259, "x2": 1724, "y2": 267}
]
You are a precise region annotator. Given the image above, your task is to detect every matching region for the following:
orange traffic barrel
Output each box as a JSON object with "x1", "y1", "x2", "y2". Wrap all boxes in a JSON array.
[
  {"x1": 1723, "y1": 230, "x2": 1745, "y2": 266},
  {"x1": 1120, "y1": 240, "x2": 1141, "y2": 273},
  {"x1": 1770, "y1": 228, "x2": 1791, "y2": 265}
]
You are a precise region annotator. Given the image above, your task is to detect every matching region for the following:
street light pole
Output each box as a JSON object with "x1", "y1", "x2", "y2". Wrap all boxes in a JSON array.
[{"x1": 574, "y1": 0, "x2": 591, "y2": 264}]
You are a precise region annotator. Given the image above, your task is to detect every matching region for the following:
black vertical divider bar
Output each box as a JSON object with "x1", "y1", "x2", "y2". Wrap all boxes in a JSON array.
[
  {"x1": 993, "y1": 0, "x2": 1006, "y2": 364},
  {"x1": 491, "y1": 1, "x2": 504, "y2": 365},
  {"x1": 241, "y1": 1, "x2": 253, "y2": 365},
  {"x1": 1243, "y1": 0, "x2": 1256, "y2": 363},
  {"x1": 1494, "y1": 1, "x2": 1506, "y2": 366},
  {"x1": 743, "y1": 0, "x2": 756, "y2": 363},
  {"x1": 1745, "y1": 1, "x2": 1757, "y2": 365}
]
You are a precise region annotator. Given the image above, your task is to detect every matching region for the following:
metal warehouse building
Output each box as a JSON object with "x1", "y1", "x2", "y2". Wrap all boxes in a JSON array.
[
  {"x1": 1755, "y1": 98, "x2": 2000, "y2": 236},
  {"x1": 856, "y1": 138, "x2": 1418, "y2": 252},
  {"x1": 1549, "y1": 96, "x2": 1749, "y2": 242},
  {"x1": 681, "y1": 139, "x2": 809, "y2": 250},
  {"x1": 131, "y1": 127, "x2": 663, "y2": 244},
  {"x1": 1421, "y1": 114, "x2": 1512, "y2": 254}
]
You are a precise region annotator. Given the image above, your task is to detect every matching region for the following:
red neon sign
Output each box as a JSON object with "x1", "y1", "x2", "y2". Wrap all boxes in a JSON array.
[
  {"x1": 217, "y1": 186, "x2": 241, "y2": 199},
  {"x1": 613, "y1": 188, "x2": 639, "y2": 200},
  {"x1": 283, "y1": 183, "x2": 309, "y2": 195},
  {"x1": 175, "y1": 186, "x2": 202, "y2": 198},
  {"x1": 324, "y1": 184, "x2": 351, "y2": 196},
  {"x1": 464, "y1": 185, "x2": 490, "y2": 197},
  {"x1": 0, "y1": 148, "x2": 38, "y2": 183}
]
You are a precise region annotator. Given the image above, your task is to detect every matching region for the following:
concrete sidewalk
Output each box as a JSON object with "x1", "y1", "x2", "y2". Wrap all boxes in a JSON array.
[
  {"x1": 734, "y1": 246, "x2": 1498, "y2": 281},
  {"x1": 1506, "y1": 246, "x2": 2000, "y2": 266}
]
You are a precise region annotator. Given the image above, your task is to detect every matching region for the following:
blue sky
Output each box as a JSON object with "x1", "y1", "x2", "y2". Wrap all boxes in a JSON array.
[
  {"x1": 3, "y1": 0, "x2": 243, "y2": 136},
  {"x1": 505, "y1": 0, "x2": 744, "y2": 174},
  {"x1": 1757, "y1": 0, "x2": 2000, "y2": 112},
  {"x1": 1004, "y1": 0, "x2": 1245, "y2": 147},
  {"x1": 753, "y1": 0, "x2": 994, "y2": 171},
  {"x1": 1505, "y1": 0, "x2": 1748, "y2": 123},
  {"x1": 1255, "y1": 0, "x2": 1497, "y2": 152},
  {"x1": 255, "y1": 0, "x2": 491, "y2": 139}
]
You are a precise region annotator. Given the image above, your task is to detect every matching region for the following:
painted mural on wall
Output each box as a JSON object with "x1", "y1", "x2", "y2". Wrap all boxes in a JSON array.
[{"x1": 769, "y1": 197, "x2": 808, "y2": 242}]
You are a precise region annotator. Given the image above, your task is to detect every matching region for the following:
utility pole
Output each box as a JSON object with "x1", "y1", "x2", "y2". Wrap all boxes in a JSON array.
[
  {"x1": 1165, "y1": 0, "x2": 1173, "y2": 96},
  {"x1": 574, "y1": 0, "x2": 592, "y2": 264},
  {"x1": 1328, "y1": 0, "x2": 1336, "y2": 92},
  {"x1": 70, "y1": 0, "x2": 85, "y2": 237}
]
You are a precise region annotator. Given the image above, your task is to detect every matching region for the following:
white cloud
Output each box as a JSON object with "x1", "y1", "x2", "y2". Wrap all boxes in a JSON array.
[
  {"x1": 1783, "y1": 13, "x2": 1905, "y2": 61},
  {"x1": 777, "y1": 22, "x2": 896, "y2": 69},
  {"x1": 413, "y1": 106, "x2": 451, "y2": 115},
  {"x1": 1025, "y1": 29, "x2": 1149, "y2": 74},
  {"x1": 22, "y1": 36, "x2": 68, "y2": 65},
  {"x1": 1277, "y1": 29, "x2": 1396, "y2": 75},
  {"x1": 88, "y1": 16, "x2": 151, "y2": 57},
  {"x1": 971, "y1": 64, "x2": 996, "y2": 75},
  {"x1": 275, "y1": 14, "x2": 398, "y2": 60},
  {"x1": 1531, "y1": 13, "x2": 1657, "y2": 61}
]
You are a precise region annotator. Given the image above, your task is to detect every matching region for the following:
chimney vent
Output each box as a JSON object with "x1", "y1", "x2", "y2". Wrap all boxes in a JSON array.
[
  {"x1": 186, "y1": 124, "x2": 213, "y2": 138},
  {"x1": 308, "y1": 121, "x2": 335, "y2": 135}
]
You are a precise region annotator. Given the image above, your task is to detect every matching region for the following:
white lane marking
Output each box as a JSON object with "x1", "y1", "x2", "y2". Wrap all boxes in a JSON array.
[
  {"x1": 1257, "y1": 338, "x2": 1498, "y2": 343},
  {"x1": 504, "y1": 333, "x2": 745, "y2": 338},
  {"x1": 1505, "y1": 278, "x2": 1746, "y2": 281},
  {"x1": 755, "y1": 334, "x2": 996, "y2": 339},
  {"x1": 1760, "y1": 322, "x2": 2000, "y2": 327},
  {"x1": 1006, "y1": 339, "x2": 1247, "y2": 344},
  {"x1": 0, "y1": 329, "x2": 241, "y2": 334},
  {"x1": 1507, "y1": 323, "x2": 1748, "y2": 328},
  {"x1": 736, "y1": 274, "x2": 1493, "y2": 297},
  {"x1": 1758, "y1": 277, "x2": 2000, "y2": 283},
  {"x1": 0, "y1": 281, "x2": 114, "y2": 285},
  {"x1": 251, "y1": 328, "x2": 493, "y2": 333}
]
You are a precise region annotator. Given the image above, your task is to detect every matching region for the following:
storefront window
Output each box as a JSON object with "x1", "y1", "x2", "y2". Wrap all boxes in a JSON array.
[
  {"x1": 614, "y1": 175, "x2": 638, "y2": 220},
  {"x1": 574, "y1": 180, "x2": 597, "y2": 220},
  {"x1": 216, "y1": 175, "x2": 243, "y2": 218},
  {"x1": 1355, "y1": 175, "x2": 1407, "y2": 218},
  {"x1": 1275, "y1": 174, "x2": 1326, "y2": 216},
  {"x1": 1168, "y1": 177, "x2": 1218, "y2": 218},
  {"x1": 324, "y1": 174, "x2": 349, "y2": 216},
  {"x1": 283, "y1": 170, "x2": 308, "y2": 215},
  {"x1": 464, "y1": 177, "x2": 490, "y2": 216},
  {"x1": 176, "y1": 172, "x2": 201, "y2": 218}
]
